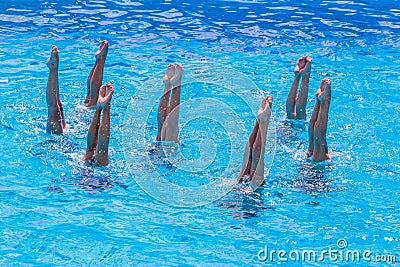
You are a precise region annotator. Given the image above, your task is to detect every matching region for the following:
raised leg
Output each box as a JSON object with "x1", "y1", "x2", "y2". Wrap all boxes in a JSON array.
[
  {"x1": 249, "y1": 96, "x2": 272, "y2": 187},
  {"x1": 94, "y1": 83, "x2": 114, "y2": 166},
  {"x1": 237, "y1": 96, "x2": 272, "y2": 188},
  {"x1": 164, "y1": 63, "x2": 183, "y2": 143},
  {"x1": 286, "y1": 56, "x2": 312, "y2": 120},
  {"x1": 311, "y1": 78, "x2": 331, "y2": 162},
  {"x1": 306, "y1": 101, "x2": 320, "y2": 158},
  {"x1": 249, "y1": 124, "x2": 263, "y2": 178},
  {"x1": 55, "y1": 72, "x2": 66, "y2": 129},
  {"x1": 156, "y1": 64, "x2": 175, "y2": 141},
  {"x1": 83, "y1": 83, "x2": 114, "y2": 166},
  {"x1": 85, "y1": 40, "x2": 108, "y2": 107},
  {"x1": 295, "y1": 56, "x2": 312, "y2": 120},
  {"x1": 57, "y1": 95, "x2": 66, "y2": 128},
  {"x1": 46, "y1": 45, "x2": 64, "y2": 134},
  {"x1": 237, "y1": 121, "x2": 259, "y2": 183},
  {"x1": 286, "y1": 75, "x2": 300, "y2": 119},
  {"x1": 84, "y1": 61, "x2": 97, "y2": 105},
  {"x1": 83, "y1": 108, "x2": 101, "y2": 164}
]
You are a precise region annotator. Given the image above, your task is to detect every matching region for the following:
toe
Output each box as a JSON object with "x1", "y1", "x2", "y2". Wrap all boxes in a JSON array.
[
  {"x1": 175, "y1": 63, "x2": 183, "y2": 71},
  {"x1": 99, "y1": 85, "x2": 107, "y2": 97},
  {"x1": 260, "y1": 98, "x2": 267, "y2": 110},
  {"x1": 266, "y1": 96, "x2": 273, "y2": 107}
]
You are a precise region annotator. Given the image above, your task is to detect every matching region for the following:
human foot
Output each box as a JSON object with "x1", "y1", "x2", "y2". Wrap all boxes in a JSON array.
[
  {"x1": 83, "y1": 151, "x2": 95, "y2": 165},
  {"x1": 170, "y1": 63, "x2": 183, "y2": 87},
  {"x1": 95, "y1": 40, "x2": 109, "y2": 60},
  {"x1": 97, "y1": 82, "x2": 114, "y2": 109},
  {"x1": 257, "y1": 96, "x2": 272, "y2": 123},
  {"x1": 163, "y1": 63, "x2": 176, "y2": 85},
  {"x1": 46, "y1": 45, "x2": 59, "y2": 70},
  {"x1": 294, "y1": 56, "x2": 312, "y2": 77},
  {"x1": 316, "y1": 78, "x2": 331, "y2": 102}
]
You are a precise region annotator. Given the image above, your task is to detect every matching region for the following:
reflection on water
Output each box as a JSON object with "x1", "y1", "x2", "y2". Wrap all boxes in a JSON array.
[{"x1": 0, "y1": 0, "x2": 399, "y2": 265}]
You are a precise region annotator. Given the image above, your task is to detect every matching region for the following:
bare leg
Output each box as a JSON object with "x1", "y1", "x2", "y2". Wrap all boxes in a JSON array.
[
  {"x1": 286, "y1": 75, "x2": 300, "y2": 119},
  {"x1": 249, "y1": 96, "x2": 272, "y2": 187},
  {"x1": 57, "y1": 95, "x2": 66, "y2": 128},
  {"x1": 85, "y1": 40, "x2": 109, "y2": 107},
  {"x1": 237, "y1": 121, "x2": 259, "y2": 183},
  {"x1": 94, "y1": 83, "x2": 114, "y2": 166},
  {"x1": 46, "y1": 45, "x2": 64, "y2": 134},
  {"x1": 84, "y1": 61, "x2": 97, "y2": 105},
  {"x1": 311, "y1": 78, "x2": 331, "y2": 162},
  {"x1": 164, "y1": 63, "x2": 183, "y2": 142},
  {"x1": 55, "y1": 72, "x2": 66, "y2": 128},
  {"x1": 83, "y1": 108, "x2": 101, "y2": 164},
  {"x1": 249, "y1": 125, "x2": 263, "y2": 179},
  {"x1": 156, "y1": 64, "x2": 175, "y2": 141},
  {"x1": 306, "y1": 101, "x2": 320, "y2": 158},
  {"x1": 286, "y1": 56, "x2": 312, "y2": 120},
  {"x1": 237, "y1": 96, "x2": 272, "y2": 187},
  {"x1": 295, "y1": 56, "x2": 312, "y2": 120}
]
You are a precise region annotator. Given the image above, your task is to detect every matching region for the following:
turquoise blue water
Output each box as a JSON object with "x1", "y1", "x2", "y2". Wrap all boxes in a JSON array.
[{"x1": 0, "y1": 0, "x2": 399, "y2": 266}]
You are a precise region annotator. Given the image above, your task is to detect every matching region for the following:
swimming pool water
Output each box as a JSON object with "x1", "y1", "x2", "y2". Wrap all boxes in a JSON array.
[{"x1": 0, "y1": 0, "x2": 399, "y2": 266}]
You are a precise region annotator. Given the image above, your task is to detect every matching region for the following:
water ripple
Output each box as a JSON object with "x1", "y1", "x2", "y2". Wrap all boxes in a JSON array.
[{"x1": 0, "y1": 0, "x2": 399, "y2": 265}]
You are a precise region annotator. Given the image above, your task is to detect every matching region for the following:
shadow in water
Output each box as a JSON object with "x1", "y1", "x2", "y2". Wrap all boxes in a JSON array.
[
  {"x1": 215, "y1": 186, "x2": 278, "y2": 221},
  {"x1": 29, "y1": 137, "x2": 129, "y2": 194},
  {"x1": 47, "y1": 165, "x2": 130, "y2": 194},
  {"x1": 292, "y1": 161, "x2": 337, "y2": 195}
]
